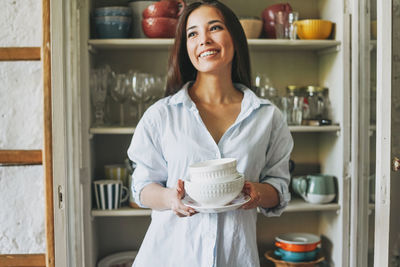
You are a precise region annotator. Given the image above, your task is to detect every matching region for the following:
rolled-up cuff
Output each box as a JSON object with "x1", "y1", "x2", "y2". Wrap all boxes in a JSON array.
[{"x1": 259, "y1": 178, "x2": 291, "y2": 217}]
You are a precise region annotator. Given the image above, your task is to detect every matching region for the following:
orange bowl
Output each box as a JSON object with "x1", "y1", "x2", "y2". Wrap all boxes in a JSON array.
[
  {"x1": 296, "y1": 19, "x2": 332, "y2": 40},
  {"x1": 275, "y1": 241, "x2": 321, "y2": 252}
]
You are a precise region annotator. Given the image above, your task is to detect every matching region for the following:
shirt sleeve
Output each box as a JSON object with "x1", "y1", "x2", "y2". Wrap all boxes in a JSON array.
[
  {"x1": 259, "y1": 117, "x2": 294, "y2": 217},
  {"x1": 127, "y1": 111, "x2": 168, "y2": 208}
]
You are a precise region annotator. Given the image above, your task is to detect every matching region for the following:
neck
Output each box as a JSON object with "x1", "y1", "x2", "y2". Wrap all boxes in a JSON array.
[{"x1": 190, "y1": 71, "x2": 241, "y2": 104}]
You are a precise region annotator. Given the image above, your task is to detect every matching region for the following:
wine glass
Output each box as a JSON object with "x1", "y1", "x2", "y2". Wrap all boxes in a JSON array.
[
  {"x1": 130, "y1": 72, "x2": 152, "y2": 120},
  {"x1": 90, "y1": 66, "x2": 110, "y2": 126},
  {"x1": 110, "y1": 72, "x2": 129, "y2": 126}
]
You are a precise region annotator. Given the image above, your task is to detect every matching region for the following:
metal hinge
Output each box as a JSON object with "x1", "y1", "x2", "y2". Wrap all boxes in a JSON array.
[
  {"x1": 345, "y1": 161, "x2": 352, "y2": 180},
  {"x1": 58, "y1": 185, "x2": 65, "y2": 209}
]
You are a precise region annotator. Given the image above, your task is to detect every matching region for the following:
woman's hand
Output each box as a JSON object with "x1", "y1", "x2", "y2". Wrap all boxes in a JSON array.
[
  {"x1": 241, "y1": 181, "x2": 261, "y2": 209},
  {"x1": 169, "y1": 179, "x2": 197, "y2": 217}
]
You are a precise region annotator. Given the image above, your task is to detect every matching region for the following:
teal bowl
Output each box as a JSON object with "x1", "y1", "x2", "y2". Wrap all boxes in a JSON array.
[
  {"x1": 274, "y1": 248, "x2": 319, "y2": 262},
  {"x1": 95, "y1": 16, "x2": 131, "y2": 39}
]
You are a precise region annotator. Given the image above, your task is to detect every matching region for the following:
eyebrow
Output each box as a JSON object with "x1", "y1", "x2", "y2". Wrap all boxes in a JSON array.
[{"x1": 186, "y1": 19, "x2": 224, "y2": 31}]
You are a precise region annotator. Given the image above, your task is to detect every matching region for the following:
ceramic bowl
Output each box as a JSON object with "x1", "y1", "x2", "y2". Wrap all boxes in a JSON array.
[
  {"x1": 142, "y1": 17, "x2": 178, "y2": 38},
  {"x1": 296, "y1": 19, "x2": 333, "y2": 40},
  {"x1": 95, "y1": 16, "x2": 132, "y2": 39},
  {"x1": 274, "y1": 248, "x2": 319, "y2": 262},
  {"x1": 142, "y1": 0, "x2": 185, "y2": 19},
  {"x1": 265, "y1": 250, "x2": 325, "y2": 267},
  {"x1": 94, "y1": 6, "x2": 132, "y2": 17},
  {"x1": 275, "y1": 241, "x2": 320, "y2": 252},
  {"x1": 275, "y1": 233, "x2": 321, "y2": 245},
  {"x1": 239, "y1": 17, "x2": 263, "y2": 39},
  {"x1": 189, "y1": 158, "x2": 239, "y2": 183},
  {"x1": 184, "y1": 175, "x2": 244, "y2": 207}
]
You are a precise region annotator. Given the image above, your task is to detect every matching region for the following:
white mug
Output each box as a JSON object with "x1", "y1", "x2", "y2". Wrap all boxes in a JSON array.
[{"x1": 94, "y1": 180, "x2": 129, "y2": 210}]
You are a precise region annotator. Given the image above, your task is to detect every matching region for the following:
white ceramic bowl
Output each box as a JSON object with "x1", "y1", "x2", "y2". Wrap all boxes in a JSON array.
[
  {"x1": 275, "y1": 233, "x2": 321, "y2": 245},
  {"x1": 189, "y1": 158, "x2": 238, "y2": 183},
  {"x1": 185, "y1": 175, "x2": 244, "y2": 207}
]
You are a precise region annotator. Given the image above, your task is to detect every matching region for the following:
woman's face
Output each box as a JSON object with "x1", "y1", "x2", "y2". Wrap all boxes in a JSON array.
[{"x1": 185, "y1": 6, "x2": 234, "y2": 75}]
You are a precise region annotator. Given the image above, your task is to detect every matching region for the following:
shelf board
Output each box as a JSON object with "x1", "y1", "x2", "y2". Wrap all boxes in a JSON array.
[
  {"x1": 88, "y1": 39, "x2": 341, "y2": 52},
  {"x1": 288, "y1": 125, "x2": 340, "y2": 133},
  {"x1": 91, "y1": 198, "x2": 339, "y2": 217},
  {"x1": 89, "y1": 125, "x2": 340, "y2": 135},
  {"x1": 92, "y1": 206, "x2": 151, "y2": 217},
  {"x1": 284, "y1": 198, "x2": 340, "y2": 212},
  {"x1": 89, "y1": 127, "x2": 135, "y2": 135}
]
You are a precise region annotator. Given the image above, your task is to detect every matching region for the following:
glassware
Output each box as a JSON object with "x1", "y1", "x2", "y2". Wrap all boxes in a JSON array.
[
  {"x1": 274, "y1": 11, "x2": 289, "y2": 39},
  {"x1": 129, "y1": 72, "x2": 152, "y2": 120},
  {"x1": 305, "y1": 85, "x2": 320, "y2": 120},
  {"x1": 90, "y1": 65, "x2": 111, "y2": 126},
  {"x1": 288, "y1": 12, "x2": 299, "y2": 40},
  {"x1": 254, "y1": 73, "x2": 280, "y2": 105},
  {"x1": 110, "y1": 72, "x2": 129, "y2": 126},
  {"x1": 291, "y1": 96, "x2": 304, "y2": 125}
]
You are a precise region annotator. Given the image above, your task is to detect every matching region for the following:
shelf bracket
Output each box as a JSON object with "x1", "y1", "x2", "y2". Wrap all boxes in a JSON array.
[{"x1": 317, "y1": 44, "x2": 341, "y2": 56}]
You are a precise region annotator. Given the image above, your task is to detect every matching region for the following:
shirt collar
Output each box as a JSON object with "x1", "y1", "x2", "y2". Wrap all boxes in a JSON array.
[{"x1": 167, "y1": 81, "x2": 272, "y2": 111}]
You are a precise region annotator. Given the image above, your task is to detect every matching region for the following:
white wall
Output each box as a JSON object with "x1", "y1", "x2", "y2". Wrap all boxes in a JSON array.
[{"x1": 0, "y1": 0, "x2": 45, "y2": 253}]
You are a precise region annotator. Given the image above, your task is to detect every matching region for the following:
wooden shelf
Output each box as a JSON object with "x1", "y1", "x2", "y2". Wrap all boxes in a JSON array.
[
  {"x1": 88, "y1": 39, "x2": 341, "y2": 52},
  {"x1": 288, "y1": 125, "x2": 340, "y2": 133},
  {"x1": 89, "y1": 125, "x2": 340, "y2": 135},
  {"x1": 91, "y1": 198, "x2": 339, "y2": 217},
  {"x1": 89, "y1": 127, "x2": 135, "y2": 135}
]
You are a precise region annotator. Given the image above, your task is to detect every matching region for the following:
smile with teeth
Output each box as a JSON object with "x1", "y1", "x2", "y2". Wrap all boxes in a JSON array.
[{"x1": 199, "y1": 50, "x2": 218, "y2": 58}]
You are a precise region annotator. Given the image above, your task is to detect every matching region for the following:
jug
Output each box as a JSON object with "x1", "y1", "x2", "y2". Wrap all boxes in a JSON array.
[{"x1": 292, "y1": 174, "x2": 336, "y2": 204}]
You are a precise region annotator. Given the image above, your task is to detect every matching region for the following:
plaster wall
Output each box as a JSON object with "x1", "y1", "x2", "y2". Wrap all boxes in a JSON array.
[{"x1": 0, "y1": 0, "x2": 45, "y2": 253}]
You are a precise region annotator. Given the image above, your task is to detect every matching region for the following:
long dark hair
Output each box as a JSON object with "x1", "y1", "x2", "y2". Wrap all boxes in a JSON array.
[{"x1": 165, "y1": 0, "x2": 252, "y2": 96}]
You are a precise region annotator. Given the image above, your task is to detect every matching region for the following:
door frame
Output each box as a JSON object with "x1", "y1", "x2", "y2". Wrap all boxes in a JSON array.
[
  {"x1": 51, "y1": 0, "x2": 85, "y2": 266},
  {"x1": 374, "y1": 0, "x2": 398, "y2": 266}
]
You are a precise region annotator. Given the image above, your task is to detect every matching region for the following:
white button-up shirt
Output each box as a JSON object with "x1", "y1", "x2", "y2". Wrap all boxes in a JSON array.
[{"x1": 127, "y1": 82, "x2": 293, "y2": 267}]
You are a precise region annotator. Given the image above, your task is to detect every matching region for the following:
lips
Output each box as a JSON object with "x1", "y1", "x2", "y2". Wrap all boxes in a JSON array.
[{"x1": 199, "y1": 49, "x2": 219, "y2": 58}]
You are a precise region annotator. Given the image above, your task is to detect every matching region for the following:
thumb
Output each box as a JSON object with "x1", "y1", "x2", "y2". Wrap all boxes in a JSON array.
[{"x1": 177, "y1": 179, "x2": 185, "y2": 196}]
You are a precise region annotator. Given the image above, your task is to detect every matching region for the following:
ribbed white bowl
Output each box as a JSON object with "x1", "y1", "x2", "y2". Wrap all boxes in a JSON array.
[
  {"x1": 189, "y1": 158, "x2": 238, "y2": 183},
  {"x1": 185, "y1": 175, "x2": 244, "y2": 207}
]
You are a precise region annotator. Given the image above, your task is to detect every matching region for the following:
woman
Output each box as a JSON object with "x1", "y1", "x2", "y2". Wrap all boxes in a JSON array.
[{"x1": 127, "y1": 1, "x2": 293, "y2": 266}]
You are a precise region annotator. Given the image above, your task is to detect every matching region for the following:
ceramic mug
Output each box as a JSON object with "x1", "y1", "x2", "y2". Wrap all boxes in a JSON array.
[
  {"x1": 104, "y1": 164, "x2": 128, "y2": 186},
  {"x1": 292, "y1": 174, "x2": 336, "y2": 204},
  {"x1": 94, "y1": 180, "x2": 129, "y2": 210}
]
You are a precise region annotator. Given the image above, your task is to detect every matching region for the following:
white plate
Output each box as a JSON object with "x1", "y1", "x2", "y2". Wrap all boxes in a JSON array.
[
  {"x1": 275, "y1": 233, "x2": 321, "y2": 245},
  {"x1": 182, "y1": 193, "x2": 251, "y2": 213},
  {"x1": 97, "y1": 251, "x2": 137, "y2": 267}
]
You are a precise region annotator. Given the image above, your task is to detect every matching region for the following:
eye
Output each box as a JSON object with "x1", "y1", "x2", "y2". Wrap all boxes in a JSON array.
[
  {"x1": 210, "y1": 25, "x2": 223, "y2": 31},
  {"x1": 187, "y1": 31, "x2": 197, "y2": 38}
]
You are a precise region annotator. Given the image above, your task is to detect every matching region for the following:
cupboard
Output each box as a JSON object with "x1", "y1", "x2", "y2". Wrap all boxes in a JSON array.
[{"x1": 57, "y1": 0, "x2": 369, "y2": 266}]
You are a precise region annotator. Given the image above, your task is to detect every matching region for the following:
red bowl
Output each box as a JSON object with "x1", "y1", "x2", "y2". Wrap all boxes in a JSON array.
[
  {"x1": 142, "y1": 0, "x2": 185, "y2": 19},
  {"x1": 275, "y1": 241, "x2": 321, "y2": 252},
  {"x1": 142, "y1": 17, "x2": 178, "y2": 38}
]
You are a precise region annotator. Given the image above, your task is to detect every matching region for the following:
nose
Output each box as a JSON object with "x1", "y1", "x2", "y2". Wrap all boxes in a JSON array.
[{"x1": 199, "y1": 31, "x2": 212, "y2": 46}]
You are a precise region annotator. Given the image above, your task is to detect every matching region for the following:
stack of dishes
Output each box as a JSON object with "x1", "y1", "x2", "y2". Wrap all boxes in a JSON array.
[
  {"x1": 94, "y1": 6, "x2": 132, "y2": 38},
  {"x1": 273, "y1": 233, "x2": 321, "y2": 263},
  {"x1": 183, "y1": 158, "x2": 249, "y2": 213}
]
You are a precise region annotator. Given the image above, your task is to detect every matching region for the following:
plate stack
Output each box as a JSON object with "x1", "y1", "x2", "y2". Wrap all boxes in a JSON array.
[
  {"x1": 185, "y1": 158, "x2": 244, "y2": 207},
  {"x1": 265, "y1": 233, "x2": 324, "y2": 267}
]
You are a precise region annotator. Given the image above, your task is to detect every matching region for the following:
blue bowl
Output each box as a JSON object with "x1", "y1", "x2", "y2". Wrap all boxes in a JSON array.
[
  {"x1": 95, "y1": 16, "x2": 131, "y2": 39},
  {"x1": 95, "y1": 6, "x2": 132, "y2": 17},
  {"x1": 274, "y1": 248, "x2": 319, "y2": 262}
]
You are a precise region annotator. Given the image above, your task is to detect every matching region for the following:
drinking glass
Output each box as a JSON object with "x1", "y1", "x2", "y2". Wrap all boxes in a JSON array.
[
  {"x1": 110, "y1": 72, "x2": 129, "y2": 126},
  {"x1": 288, "y1": 12, "x2": 299, "y2": 40},
  {"x1": 90, "y1": 65, "x2": 111, "y2": 126},
  {"x1": 130, "y1": 72, "x2": 152, "y2": 120}
]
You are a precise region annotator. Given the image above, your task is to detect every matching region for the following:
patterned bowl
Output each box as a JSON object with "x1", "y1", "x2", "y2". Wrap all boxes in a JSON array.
[
  {"x1": 185, "y1": 175, "x2": 244, "y2": 207},
  {"x1": 296, "y1": 19, "x2": 333, "y2": 40},
  {"x1": 189, "y1": 158, "x2": 238, "y2": 183}
]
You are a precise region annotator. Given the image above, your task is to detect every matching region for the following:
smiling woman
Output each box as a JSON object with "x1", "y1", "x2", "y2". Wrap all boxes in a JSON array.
[{"x1": 127, "y1": 1, "x2": 293, "y2": 266}]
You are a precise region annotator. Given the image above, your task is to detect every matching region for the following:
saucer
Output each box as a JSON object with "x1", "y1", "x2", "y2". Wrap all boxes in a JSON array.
[{"x1": 182, "y1": 193, "x2": 251, "y2": 213}]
